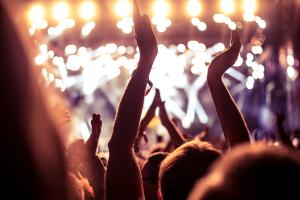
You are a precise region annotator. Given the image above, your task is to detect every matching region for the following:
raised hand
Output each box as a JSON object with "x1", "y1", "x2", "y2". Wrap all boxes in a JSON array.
[
  {"x1": 208, "y1": 30, "x2": 241, "y2": 79},
  {"x1": 206, "y1": 30, "x2": 250, "y2": 148},
  {"x1": 133, "y1": 0, "x2": 158, "y2": 61},
  {"x1": 158, "y1": 101, "x2": 169, "y2": 126},
  {"x1": 153, "y1": 88, "x2": 162, "y2": 106},
  {"x1": 107, "y1": 2, "x2": 158, "y2": 199},
  {"x1": 134, "y1": 89, "x2": 161, "y2": 153},
  {"x1": 86, "y1": 113, "x2": 102, "y2": 157},
  {"x1": 157, "y1": 90, "x2": 185, "y2": 147},
  {"x1": 81, "y1": 113, "x2": 105, "y2": 200}
]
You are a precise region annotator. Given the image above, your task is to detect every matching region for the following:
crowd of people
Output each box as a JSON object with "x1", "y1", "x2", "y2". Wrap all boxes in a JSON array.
[{"x1": 1, "y1": 1, "x2": 300, "y2": 200}]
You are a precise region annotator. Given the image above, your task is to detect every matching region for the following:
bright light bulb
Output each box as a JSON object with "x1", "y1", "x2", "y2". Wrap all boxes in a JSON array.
[
  {"x1": 187, "y1": 0, "x2": 201, "y2": 17},
  {"x1": 287, "y1": 66, "x2": 298, "y2": 81},
  {"x1": 115, "y1": 0, "x2": 132, "y2": 18},
  {"x1": 79, "y1": 1, "x2": 96, "y2": 20},
  {"x1": 28, "y1": 4, "x2": 45, "y2": 23},
  {"x1": 221, "y1": 0, "x2": 234, "y2": 14},
  {"x1": 153, "y1": 0, "x2": 170, "y2": 17},
  {"x1": 53, "y1": 2, "x2": 70, "y2": 21},
  {"x1": 243, "y1": 0, "x2": 256, "y2": 13}
]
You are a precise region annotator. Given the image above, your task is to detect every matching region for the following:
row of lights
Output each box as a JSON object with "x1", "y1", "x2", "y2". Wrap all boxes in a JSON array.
[
  {"x1": 28, "y1": 0, "x2": 262, "y2": 35},
  {"x1": 28, "y1": 0, "x2": 258, "y2": 23}
]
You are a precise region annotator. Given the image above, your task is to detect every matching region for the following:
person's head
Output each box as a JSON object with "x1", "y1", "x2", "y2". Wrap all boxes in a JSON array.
[
  {"x1": 142, "y1": 152, "x2": 169, "y2": 200},
  {"x1": 159, "y1": 140, "x2": 221, "y2": 200},
  {"x1": 188, "y1": 143, "x2": 300, "y2": 200},
  {"x1": 0, "y1": 2, "x2": 70, "y2": 199}
]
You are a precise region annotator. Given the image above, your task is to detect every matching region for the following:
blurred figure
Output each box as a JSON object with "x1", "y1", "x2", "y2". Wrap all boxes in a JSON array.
[
  {"x1": 158, "y1": 140, "x2": 221, "y2": 200},
  {"x1": 189, "y1": 143, "x2": 300, "y2": 200},
  {"x1": 0, "y1": 2, "x2": 70, "y2": 199},
  {"x1": 142, "y1": 152, "x2": 169, "y2": 200}
]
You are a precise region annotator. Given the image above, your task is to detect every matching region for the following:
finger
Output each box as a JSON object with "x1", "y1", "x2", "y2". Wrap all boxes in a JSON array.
[
  {"x1": 133, "y1": 0, "x2": 141, "y2": 26},
  {"x1": 96, "y1": 114, "x2": 101, "y2": 121},
  {"x1": 156, "y1": 89, "x2": 161, "y2": 100},
  {"x1": 159, "y1": 101, "x2": 166, "y2": 111}
]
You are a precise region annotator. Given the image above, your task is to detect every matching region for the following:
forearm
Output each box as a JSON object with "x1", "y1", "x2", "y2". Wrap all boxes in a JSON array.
[
  {"x1": 207, "y1": 76, "x2": 250, "y2": 148},
  {"x1": 86, "y1": 132, "x2": 100, "y2": 155},
  {"x1": 109, "y1": 57, "x2": 154, "y2": 151},
  {"x1": 107, "y1": 57, "x2": 153, "y2": 200},
  {"x1": 163, "y1": 120, "x2": 186, "y2": 147},
  {"x1": 134, "y1": 108, "x2": 156, "y2": 151},
  {"x1": 106, "y1": 151, "x2": 144, "y2": 200}
]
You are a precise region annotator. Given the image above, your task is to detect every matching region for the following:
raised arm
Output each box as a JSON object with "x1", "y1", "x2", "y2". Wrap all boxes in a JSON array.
[
  {"x1": 86, "y1": 114, "x2": 102, "y2": 156},
  {"x1": 80, "y1": 113, "x2": 106, "y2": 200},
  {"x1": 134, "y1": 89, "x2": 160, "y2": 153},
  {"x1": 106, "y1": 0, "x2": 158, "y2": 199},
  {"x1": 207, "y1": 31, "x2": 250, "y2": 148},
  {"x1": 158, "y1": 97, "x2": 186, "y2": 147}
]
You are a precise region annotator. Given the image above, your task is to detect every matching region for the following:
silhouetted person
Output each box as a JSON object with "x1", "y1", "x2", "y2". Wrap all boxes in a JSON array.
[{"x1": 189, "y1": 143, "x2": 300, "y2": 200}]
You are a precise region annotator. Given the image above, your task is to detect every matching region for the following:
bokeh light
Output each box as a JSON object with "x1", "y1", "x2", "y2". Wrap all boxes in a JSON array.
[
  {"x1": 187, "y1": 0, "x2": 201, "y2": 17},
  {"x1": 79, "y1": 1, "x2": 96, "y2": 20},
  {"x1": 52, "y1": 2, "x2": 70, "y2": 21},
  {"x1": 220, "y1": 0, "x2": 234, "y2": 14},
  {"x1": 153, "y1": 0, "x2": 170, "y2": 17},
  {"x1": 115, "y1": 0, "x2": 132, "y2": 18},
  {"x1": 243, "y1": 0, "x2": 256, "y2": 13},
  {"x1": 28, "y1": 4, "x2": 45, "y2": 23}
]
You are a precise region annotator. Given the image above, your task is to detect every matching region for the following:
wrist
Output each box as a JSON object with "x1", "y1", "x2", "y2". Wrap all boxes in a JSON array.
[
  {"x1": 139, "y1": 53, "x2": 156, "y2": 63},
  {"x1": 207, "y1": 72, "x2": 223, "y2": 86}
]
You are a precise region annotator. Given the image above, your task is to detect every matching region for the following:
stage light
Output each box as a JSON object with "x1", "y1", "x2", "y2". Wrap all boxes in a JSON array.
[
  {"x1": 287, "y1": 55, "x2": 295, "y2": 66},
  {"x1": 116, "y1": 17, "x2": 133, "y2": 34},
  {"x1": 53, "y1": 2, "x2": 70, "y2": 21},
  {"x1": 287, "y1": 66, "x2": 298, "y2": 81},
  {"x1": 81, "y1": 21, "x2": 96, "y2": 36},
  {"x1": 115, "y1": 0, "x2": 132, "y2": 18},
  {"x1": 65, "y1": 44, "x2": 77, "y2": 55},
  {"x1": 177, "y1": 44, "x2": 186, "y2": 53},
  {"x1": 79, "y1": 1, "x2": 96, "y2": 20},
  {"x1": 28, "y1": 4, "x2": 45, "y2": 23},
  {"x1": 255, "y1": 16, "x2": 266, "y2": 29},
  {"x1": 234, "y1": 55, "x2": 243, "y2": 67},
  {"x1": 220, "y1": 0, "x2": 234, "y2": 14},
  {"x1": 35, "y1": 55, "x2": 45, "y2": 65},
  {"x1": 213, "y1": 14, "x2": 227, "y2": 23},
  {"x1": 66, "y1": 55, "x2": 81, "y2": 71},
  {"x1": 153, "y1": 0, "x2": 170, "y2": 17},
  {"x1": 243, "y1": 0, "x2": 256, "y2": 13},
  {"x1": 243, "y1": 12, "x2": 255, "y2": 22},
  {"x1": 228, "y1": 21, "x2": 236, "y2": 30},
  {"x1": 246, "y1": 76, "x2": 254, "y2": 89},
  {"x1": 251, "y1": 45, "x2": 263, "y2": 55},
  {"x1": 62, "y1": 19, "x2": 76, "y2": 29},
  {"x1": 187, "y1": 0, "x2": 201, "y2": 17},
  {"x1": 118, "y1": 46, "x2": 127, "y2": 55},
  {"x1": 214, "y1": 43, "x2": 225, "y2": 52}
]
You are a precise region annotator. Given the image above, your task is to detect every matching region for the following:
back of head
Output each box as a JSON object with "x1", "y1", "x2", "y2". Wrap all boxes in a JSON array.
[
  {"x1": 189, "y1": 143, "x2": 300, "y2": 200},
  {"x1": 0, "y1": 2, "x2": 70, "y2": 199},
  {"x1": 142, "y1": 152, "x2": 169, "y2": 200},
  {"x1": 159, "y1": 140, "x2": 221, "y2": 200}
]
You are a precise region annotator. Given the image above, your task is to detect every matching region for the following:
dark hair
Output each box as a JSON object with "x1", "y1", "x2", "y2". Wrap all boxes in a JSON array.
[
  {"x1": 159, "y1": 140, "x2": 221, "y2": 200},
  {"x1": 142, "y1": 152, "x2": 169, "y2": 200},
  {"x1": 188, "y1": 143, "x2": 300, "y2": 200}
]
